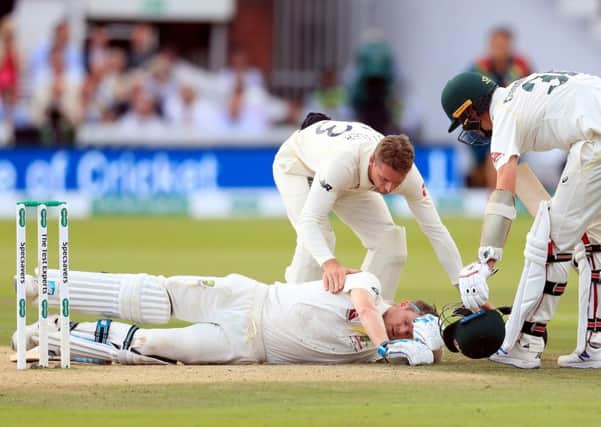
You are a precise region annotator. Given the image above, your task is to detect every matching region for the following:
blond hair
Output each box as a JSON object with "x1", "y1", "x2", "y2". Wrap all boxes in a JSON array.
[{"x1": 373, "y1": 134, "x2": 414, "y2": 174}]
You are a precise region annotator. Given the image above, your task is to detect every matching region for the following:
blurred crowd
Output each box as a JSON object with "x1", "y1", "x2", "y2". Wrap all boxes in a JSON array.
[
  {"x1": 0, "y1": 15, "x2": 564, "y2": 189},
  {"x1": 0, "y1": 18, "x2": 301, "y2": 145},
  {"x1": 0, "y1": 17, "x2": 424, "y2": 146}
]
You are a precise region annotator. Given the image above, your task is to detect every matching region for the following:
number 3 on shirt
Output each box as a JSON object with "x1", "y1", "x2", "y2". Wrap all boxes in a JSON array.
[
  {"x1": 521, "y1": 71, "x2": 578, "y2": 95},
  {"x1": 315, "y1": 122, "x2": 353, "y2": 137}
]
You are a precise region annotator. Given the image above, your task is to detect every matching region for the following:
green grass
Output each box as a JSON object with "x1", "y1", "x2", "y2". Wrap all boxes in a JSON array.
[
  {"x1": 2, "y1": 378, "x2": 601, "y2": 427},
  {"x1": 0, "y1": 216, "x2": 594, "y2": 426}
]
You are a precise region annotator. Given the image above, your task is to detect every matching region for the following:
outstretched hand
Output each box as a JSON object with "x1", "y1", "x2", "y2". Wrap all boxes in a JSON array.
[{"x1": 322, "y1": 259, "x2": 361, "y2": 293}]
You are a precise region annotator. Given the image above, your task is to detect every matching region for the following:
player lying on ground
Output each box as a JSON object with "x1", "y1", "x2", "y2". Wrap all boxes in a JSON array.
[
  {"x1": 441, "y1": 70, "x2": 601, "y2": 368},
  {"x1": 13, "y1": 270, "x2": 443, "y2": 365},
  {"x1": 273, "y1": 113, "x2": 463, "y2": 301}
]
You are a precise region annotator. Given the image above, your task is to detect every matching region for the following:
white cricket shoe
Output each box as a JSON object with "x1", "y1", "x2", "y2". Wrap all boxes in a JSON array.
[
  {"x1": 558, "y1": 349, "x2": 601, "y2": 368},
  {"x1": 489, "y1": 345, "x2": 541, "y2": 369},
  {"x1": 11, "y1": 315, "x2": 60, "y2": 352}
]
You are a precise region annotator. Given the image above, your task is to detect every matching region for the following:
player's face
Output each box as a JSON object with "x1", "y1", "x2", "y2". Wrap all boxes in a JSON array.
[
  {"x1": 369, "y1": 158, "x2": 407, "y2": 194},
  {"x1": 458, "y1": 110, "x2": 493, "y2": 146},
  {"x1": 383, "y1": 305, "x2": 420, "y2": 340},
  {"x1": 478, "y1": 112, "x2": 492, "y2": 132}
]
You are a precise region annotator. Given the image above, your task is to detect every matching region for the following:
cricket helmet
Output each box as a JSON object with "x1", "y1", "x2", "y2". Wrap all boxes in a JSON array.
[
  {"x1": 441, "y1": 72, "x2": 498, "y2": 146},
  {"x1": 439, "y1": 303, "x2": 507, "y2": 359}
]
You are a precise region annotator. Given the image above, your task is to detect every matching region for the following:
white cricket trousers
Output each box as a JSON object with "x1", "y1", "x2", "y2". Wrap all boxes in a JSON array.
[
  {"x1": 134, "y1": 274, "x2": 269, "y2": 364},
  {"x1": 549, "y1": 140, "x2": 601, "y2": 249}
]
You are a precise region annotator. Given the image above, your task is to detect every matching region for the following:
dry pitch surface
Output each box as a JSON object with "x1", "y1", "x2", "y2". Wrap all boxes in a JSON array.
[{"x1": 0, "y1": 346, "x2": 510, "y2": 388}]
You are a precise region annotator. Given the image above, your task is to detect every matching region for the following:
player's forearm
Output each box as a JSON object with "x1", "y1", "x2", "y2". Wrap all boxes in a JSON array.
[
  {"x1": 357, "y1": 307, "x2": 389, "y2": 346},
  {"x1": 479, "y1": 189, "x2": 516, "y2": 263},
  {"x1": 478, "y1": 156, "x2": 519, "y2": 264},
  {"x1": 495, "y1": 156, "x2": 518, "y2": 193}
]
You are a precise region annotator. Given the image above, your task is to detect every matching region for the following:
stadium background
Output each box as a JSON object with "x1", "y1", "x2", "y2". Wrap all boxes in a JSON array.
[{"x1": 3, "y1": 0, "x2": 600, "y2": 216}]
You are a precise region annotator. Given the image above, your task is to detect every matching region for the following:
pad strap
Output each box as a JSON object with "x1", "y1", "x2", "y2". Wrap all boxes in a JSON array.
[
  {"x1": 592, "y1": 270, "x2": 601, "y2": 284},
  {"x1": 94, "y1": 319, "x2": 112, "y2": 344},
  {"x1": 546, "y1": 241, "x2": 573, "y2": 263},
  {"x1": 588, "y1": 318, "x2": 601, "y2": 332},
  {"x1": 122, "y1": 325, "x2": 140, "y2": 351},
  {"x1": 543, "y1": 281, "x2": 567, "y2": 296},
  {"x1": 522, "y1": 321, "x2": 547, "y2": 337},
  {"x1": 586, "y1": 244, "x2": 601, "y2": 254},
  {"x1": 554, "y1": 242, "x2": 601, "y2": 265},
  {"x1": 547, "y1": 253, "x2": 572, "y2": 263}
]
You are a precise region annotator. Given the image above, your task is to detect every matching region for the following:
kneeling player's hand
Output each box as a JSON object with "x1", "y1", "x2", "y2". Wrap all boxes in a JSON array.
[
  {"x1": 377, "y1": 339, "x2": 434, "y2": 366},
  {"x1": 322, "y1": 259, "x2": 360, "y2": 293},
  {"x1": 458, "y1": 262, "x2": 494, "y2": 311}
]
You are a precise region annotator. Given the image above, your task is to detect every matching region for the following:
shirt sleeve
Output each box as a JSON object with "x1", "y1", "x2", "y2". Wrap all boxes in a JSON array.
[
  {"x1": 490, "y1": 107, "x2": 522, "y2": 170},
  {"x1": 395, "y1": 166, "x2": 463, "y2": 285},
  {"x1": 297, "y1": 150, "x2": 356, "y2": 266},
  {"x1": 342, "y1": 271, "x2": 382, "y2": 297}
]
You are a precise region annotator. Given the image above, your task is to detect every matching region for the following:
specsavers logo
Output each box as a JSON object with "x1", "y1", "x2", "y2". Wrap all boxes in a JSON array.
[
  {"x1": 40, "y1": 208, "x2": 47, "y2": 227},
  {"x1": 41, "y1": 300, "x2": 48, "y2": 318},
  {"x1": 62, "y1": 299, "x2": 69, "y2": 317},
  {"x1": 19, "y1": 299, "x2": 25, "y2": 318}
]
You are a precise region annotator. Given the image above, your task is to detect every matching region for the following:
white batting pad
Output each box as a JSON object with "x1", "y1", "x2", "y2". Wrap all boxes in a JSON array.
[{"x1": 46, "y1": 270, "x2": 171, "y2": 324}]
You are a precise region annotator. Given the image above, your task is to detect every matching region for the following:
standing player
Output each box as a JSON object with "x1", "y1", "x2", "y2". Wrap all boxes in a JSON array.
[
  {"x1": 441, "y1": 71, "x2": 601, "y2": 368},
  {"x1": 14, "y1": 269, "x2": 442, "y2": 365},
  {"x1": 273, "y1": 113, "x2": 463, "y2": 301}
]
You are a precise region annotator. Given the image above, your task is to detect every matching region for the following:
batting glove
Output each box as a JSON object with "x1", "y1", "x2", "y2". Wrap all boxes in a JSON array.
[
  {"x1": 377, "y1": 339, "x2": 434, "y2": 366},
  {"x1": 458, "y1": 262, "x2": 494, "y2": 312}
]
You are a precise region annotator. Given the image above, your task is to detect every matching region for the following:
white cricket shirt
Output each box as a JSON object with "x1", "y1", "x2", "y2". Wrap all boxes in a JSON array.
[
  {"x1": 262, "y1": 271, "x2": 388, "y2": 363},
  {"x1": 490, "y1": 72, "x2": 601, "y2": 169}
]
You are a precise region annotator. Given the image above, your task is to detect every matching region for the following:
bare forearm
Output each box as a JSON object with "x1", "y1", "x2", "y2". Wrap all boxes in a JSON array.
[{"x1": 358, "y1": 307, "x2": 389, "y2": 346}]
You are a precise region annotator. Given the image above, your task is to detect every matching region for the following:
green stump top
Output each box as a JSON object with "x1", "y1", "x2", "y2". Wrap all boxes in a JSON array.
[{"x1": 17, "y1": 200, "x2": 66, "y2": 207}]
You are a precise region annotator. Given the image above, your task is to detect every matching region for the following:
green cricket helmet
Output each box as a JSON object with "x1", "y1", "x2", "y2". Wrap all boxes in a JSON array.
[
  {"x1": 441, "y1": 72, "x2": 497, "y2": 145},
  {"x1": 439, "y1": 302, "x2": 507, "y2": 359}
]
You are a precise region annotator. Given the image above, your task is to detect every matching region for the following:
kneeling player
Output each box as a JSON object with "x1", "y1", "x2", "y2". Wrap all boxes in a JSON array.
[{"x1": 14, "y1": 270, "x2": 443, "y2": 366}]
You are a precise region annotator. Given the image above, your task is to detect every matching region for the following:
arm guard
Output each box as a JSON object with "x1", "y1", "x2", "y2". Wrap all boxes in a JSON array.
[{"x1": 479, "y1": 189, "x2": 516, "y2": 263}]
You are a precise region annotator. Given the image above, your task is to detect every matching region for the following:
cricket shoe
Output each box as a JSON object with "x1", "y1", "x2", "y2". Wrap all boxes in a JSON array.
[
  {"x1": 11, "y1": 314, "x2": 61, "y2": 352},
  {"x1": 558, "y1": 349, "x2": 601, "y2": 368},
  {"x1": 489, "y1": 345, "x2": 541, "y2": 369},
  {"x1": 13, "y1": 274, "x2": 41, "y2": 299}
]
